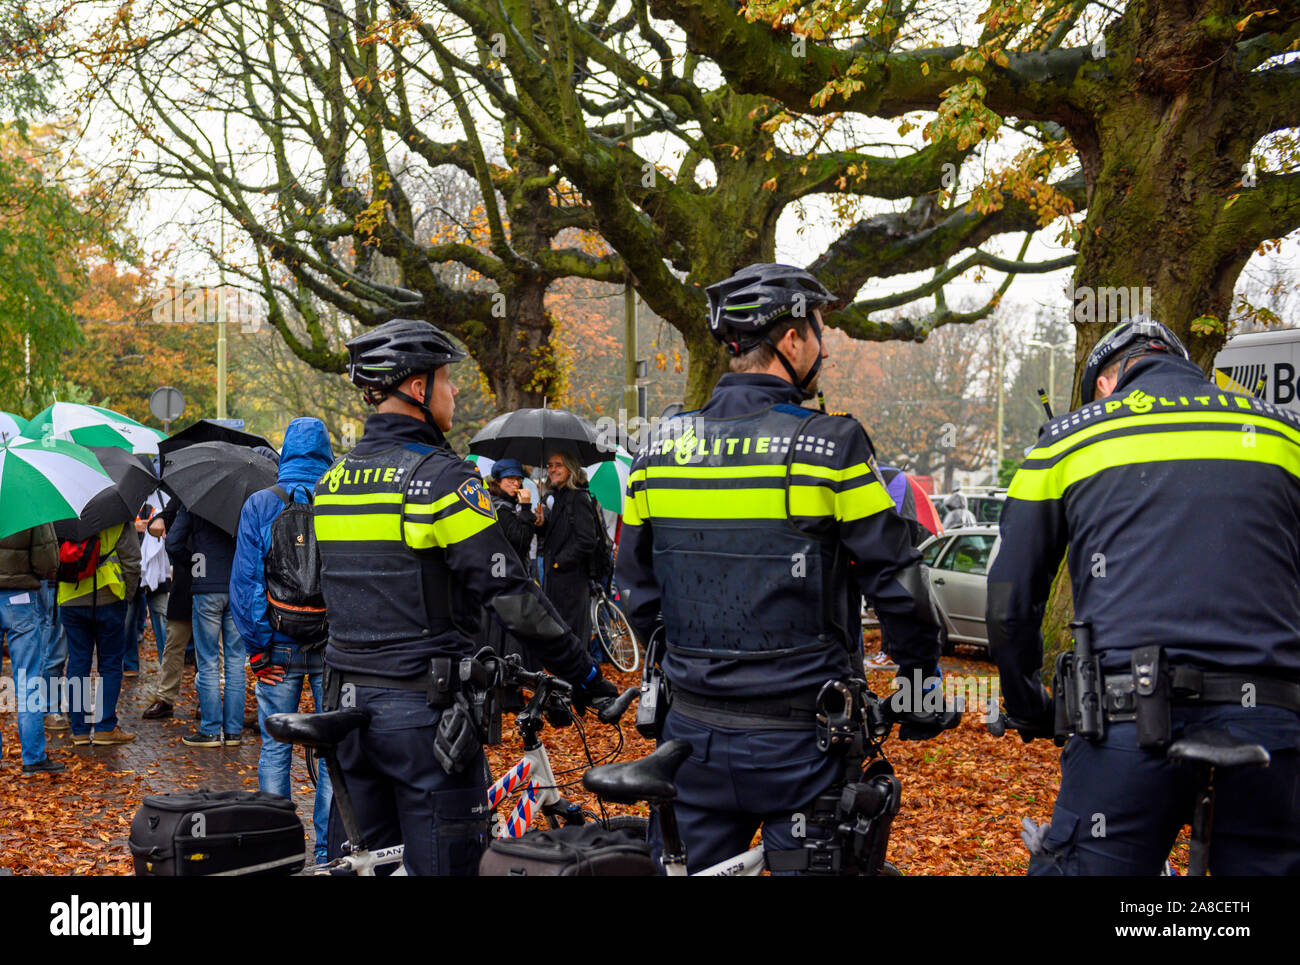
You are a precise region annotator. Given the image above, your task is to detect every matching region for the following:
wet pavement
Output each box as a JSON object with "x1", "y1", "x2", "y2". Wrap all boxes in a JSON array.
[{"x1": 1, "y1": 636, "x2": 324, "y2": 872}]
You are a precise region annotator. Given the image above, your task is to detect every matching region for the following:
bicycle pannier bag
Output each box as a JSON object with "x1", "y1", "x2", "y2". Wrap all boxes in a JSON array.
[
  {"x1": 479, "y1": 822, "x2": 656, "y2": 876},
  {"x1": 129, "y1": 789, "x2": 304, "y2": 876}
]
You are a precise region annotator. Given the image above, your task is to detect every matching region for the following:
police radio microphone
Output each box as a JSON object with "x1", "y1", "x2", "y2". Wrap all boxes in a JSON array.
[
  {"x1": 816, "y1": 390, "x2": 828, "y2": 414},
  {"x1": 1037, "y1": 387, "x2": 1053, "y2": 420}
]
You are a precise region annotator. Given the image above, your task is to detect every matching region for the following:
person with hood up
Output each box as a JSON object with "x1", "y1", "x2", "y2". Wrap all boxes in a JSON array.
[
  {"x1": 231, "y1": 417, "x2": 334, "y2": 865},
  {"x1": 941, "y1": 492, "x2": 977, "y2": 531}
]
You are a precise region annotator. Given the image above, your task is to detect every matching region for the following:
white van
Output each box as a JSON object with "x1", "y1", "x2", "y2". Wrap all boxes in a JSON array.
[{"x1": 1213, "y1": 329, "x2": 1300, "y2": 415}]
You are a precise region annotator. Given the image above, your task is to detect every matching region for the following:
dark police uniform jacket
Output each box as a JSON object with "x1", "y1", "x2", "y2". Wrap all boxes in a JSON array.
[
  {"x1": 988, "y1": 353, "x2": 1300, "y2": 720},
  {"x1": 313, "y1": 412, "x2": 591, "y2": 682},
  {"x1": 615, "y1": 373, "x2": 941, "y2": 699}
]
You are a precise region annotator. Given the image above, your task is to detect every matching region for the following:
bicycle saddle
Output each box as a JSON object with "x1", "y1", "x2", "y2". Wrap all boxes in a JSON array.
[
  {"x1": 1166, "y1": 727, "x2": 1270, "y2": 771},
  {"x1": 265, "y1": 710, "x2": 368, "y2": 752},
  {"x1": 583, "y1": 739, "x2": 693, "y2": 805}
]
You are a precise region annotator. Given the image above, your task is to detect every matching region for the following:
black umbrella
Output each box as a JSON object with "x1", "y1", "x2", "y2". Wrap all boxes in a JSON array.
[
  {"x1": 157, "y1": 419, "x2": 275, "y2": 471},
  {"x1": 55, "y1": 446, "x2": 160, "y2": 541},
  {"x1": 160, "y1": 442, "x2": 278, "y2": 536},
  {"x1": 468, "y1": 408, "x2": 615, "y2": 466}
]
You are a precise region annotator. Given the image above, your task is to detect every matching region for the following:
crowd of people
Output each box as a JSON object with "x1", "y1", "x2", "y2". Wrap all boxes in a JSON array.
[{"x1": 1, "y1": 408, "x2": 611, "y2": 868}]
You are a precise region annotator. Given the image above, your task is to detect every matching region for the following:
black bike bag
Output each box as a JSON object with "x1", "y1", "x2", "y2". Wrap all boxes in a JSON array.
[
  {"x1": 129, "y1": 790, "x2": 304, "y2": 876},
  {"x1": 478, "y1": 822, "x2": 656, "y2": 876}
]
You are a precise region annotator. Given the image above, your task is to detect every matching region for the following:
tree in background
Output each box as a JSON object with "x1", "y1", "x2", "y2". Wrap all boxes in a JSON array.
[
  {"x1": 85, "y1": 0, "x2": 626, "y2": 412},
  {"x1": 819, "y1": 317, "x2": 997, "y2": 490},
  {"x1": 418, "y1": 0, "x2": 1072, "y2": 405},
  {"x1": 0, "y1": 123, "x2": 131, "y2": 412},
  {"x1": 652, "y1": 0, "x2": 1300, "y2": 370}
]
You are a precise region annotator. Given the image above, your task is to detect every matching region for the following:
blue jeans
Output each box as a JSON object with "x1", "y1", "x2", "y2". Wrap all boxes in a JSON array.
[
  {"x1": 39, "y1": 582, "x2": 67, "y2": 714},
  {"x1": 124, "y1": 589, "x2": 168, "y2": 671},
  {"x1": 0, "y1": 589, "x2": 50, "y2": 765},
  {"x1": 191, "y1": 593, "x2": 246, "y2": 737},
  {"x1": 63, "y1": 600, "x2": 128, "y2": 736},
  {"x1": 257, "y1": 643, "x2": 333, "y2": 864}
]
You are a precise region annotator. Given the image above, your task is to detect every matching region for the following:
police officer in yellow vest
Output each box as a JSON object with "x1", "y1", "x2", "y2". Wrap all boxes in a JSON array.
[
  {"x1": 313, "y1": 318, "x2": 616, "y2": 875},
  {"x1": 616, "y1": 263, "x2": 958, "y2": 874},
  {"x1": 989, "y1": 316, "x2": 1300, "y2": 874},
  {"x1": 59, "y1": 522, "x2": 140, "y2": 746}
]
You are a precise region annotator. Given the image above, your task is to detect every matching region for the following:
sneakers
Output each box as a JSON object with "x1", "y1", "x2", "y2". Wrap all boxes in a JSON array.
[
  {"x1": 182, "y1": 730, "x2": 222, "y2": 748},
  {"x1": 71, "y1": 732, "x2": 92, "y2": 746},
  {"x1": 864, "y1": 651, "x2": 898, "y2": 670},
  {"x1": 22, "y1": 759, "x2": 66, "y2": 778},
  {"x1": 44, "y1": 715, "x2": 71, "y2": 732},
  {"x1": 222, "y1": 733, "x2": 242, "y2": 747},
  {"x1": 92, "y1": 728, "x2": 137, "y2": 745},
  {"x1": 122, "y1": 670, "x2": 139, "y2": 679},
  {"x1": 142, "y1": 699, "x2": 174, "y2": 720}
]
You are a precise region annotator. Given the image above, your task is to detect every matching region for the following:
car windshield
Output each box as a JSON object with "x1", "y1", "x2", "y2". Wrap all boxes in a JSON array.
[{"x1": 974, "y1": 498, "x2": 1004, "y2": 523}]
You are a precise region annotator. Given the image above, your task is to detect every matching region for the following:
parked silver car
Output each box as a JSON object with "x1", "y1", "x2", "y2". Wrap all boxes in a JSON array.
[{"x1": 918, "y1": 524, "x2": 1001, "y2": 654}]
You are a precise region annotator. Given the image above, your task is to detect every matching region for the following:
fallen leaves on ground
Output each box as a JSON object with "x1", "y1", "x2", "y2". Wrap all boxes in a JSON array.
[{"x1": 0, "y1": 643, "x2": 1184, "y2": 876}]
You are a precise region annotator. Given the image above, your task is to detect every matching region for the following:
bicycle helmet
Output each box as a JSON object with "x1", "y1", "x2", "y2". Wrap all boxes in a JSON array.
[
  {"x1": 346, "y1": 317, "x2": 467, "y2": 423},
  {"x1": 1080, "y1": 315, "x2": 1189, "y2": 404},
  {"x1": 705, "y1": 263, "x2": 838, "y2": 398}
]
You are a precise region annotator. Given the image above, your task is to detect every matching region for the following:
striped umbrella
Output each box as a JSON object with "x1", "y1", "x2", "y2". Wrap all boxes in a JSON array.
[
  {"x1": 0, "y1": 435, "x2": 115, "y2": 540},
  {"x1": 583, "y1": 449, "x2": 633, "y2": 515},
  {"x1": 0, "y1": 411, "x2": 26, "y2": 443},
  {"x1": 25, "y1": 402, "x2": 168, "y2": 455}
]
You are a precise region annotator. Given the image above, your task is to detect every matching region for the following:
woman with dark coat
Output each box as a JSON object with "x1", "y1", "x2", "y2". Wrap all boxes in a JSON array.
[
  {"x1": 478, "y1": 458, "x2": 542, "y2": 673},
  {"x1": 536, "y1": 450, "x2": 599, "y2": 660}
]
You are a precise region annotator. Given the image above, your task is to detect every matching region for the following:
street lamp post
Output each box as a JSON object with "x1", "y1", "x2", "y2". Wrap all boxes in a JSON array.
[
  {"x1": 215, "y1": 163, "x2": 228, "y2": 421},
  {"x1": 1026, "y1": 337, "x2": 1074, "y2": 414}
]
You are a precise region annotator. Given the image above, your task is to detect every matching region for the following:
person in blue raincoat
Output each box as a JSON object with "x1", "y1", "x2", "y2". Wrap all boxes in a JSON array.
[{"x1": 231, "y1": 417, "x2": 335, "y2": 865}]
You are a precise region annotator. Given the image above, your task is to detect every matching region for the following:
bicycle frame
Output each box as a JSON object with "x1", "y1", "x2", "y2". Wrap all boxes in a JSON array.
[
  {"x1": 487, "y1": 739, "x2": 566, "y2": 836},
  {"x1": 688, "y1": 846, "x2": 766, "y2": 877}
]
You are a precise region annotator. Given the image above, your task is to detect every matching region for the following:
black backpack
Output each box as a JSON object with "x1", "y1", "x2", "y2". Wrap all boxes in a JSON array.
[
  {"x1": 583, "y1": 492, "x2": 614, "y2": 586},
  {"x1": 264, "y1": 485, "x2": 328, "y2": 646}
]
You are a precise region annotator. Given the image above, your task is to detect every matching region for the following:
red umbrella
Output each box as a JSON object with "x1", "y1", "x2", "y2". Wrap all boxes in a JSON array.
[{"x1": 908, "y1": 475, "x2": 943, "y2": 536}]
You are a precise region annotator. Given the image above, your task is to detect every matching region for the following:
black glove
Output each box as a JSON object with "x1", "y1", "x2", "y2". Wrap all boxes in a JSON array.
[
  {"x1": 570, "y1": 665, "x2": 618, "y2": 715},
  {"x1": 1002, "y1": 708, "x2": 1056, "y2": 743},
  {"x1": 433, "y1": 695, "x2": 482, "y2": 775},
  {"x1": 998, "y1": 685, "x2": 1055, "y2": 742},
  {"x1": 887, "y1": 665, "x2": 962, "y2": 741}
]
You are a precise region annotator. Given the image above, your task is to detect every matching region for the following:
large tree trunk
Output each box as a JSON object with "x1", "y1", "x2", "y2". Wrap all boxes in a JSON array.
[
  {"x1": 465, "y1": 276, "x2": 555, "y2": 412},
  {"x1": 1034, "y1": 17, "x2": 1273, "y2": 671}
]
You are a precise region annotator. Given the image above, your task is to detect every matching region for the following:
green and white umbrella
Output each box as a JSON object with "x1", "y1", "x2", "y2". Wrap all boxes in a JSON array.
[
  {"x1": 0, "y1": 411, "x2": 26, "y2": 443},
  {"x1": 0, "y1": 435, "x2": 115, "y2": 540},
  {"x1": 25, "y1": 402, "x2": 168, "y2": 455},
  {"x1": 583, "y1": 449, "x2": 633, "y2": 515}
]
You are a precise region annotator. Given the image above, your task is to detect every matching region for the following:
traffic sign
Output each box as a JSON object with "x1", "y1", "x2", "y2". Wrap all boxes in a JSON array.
[{"x1": 149, "y1": 386, "x2": 186, "y2": 432}]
